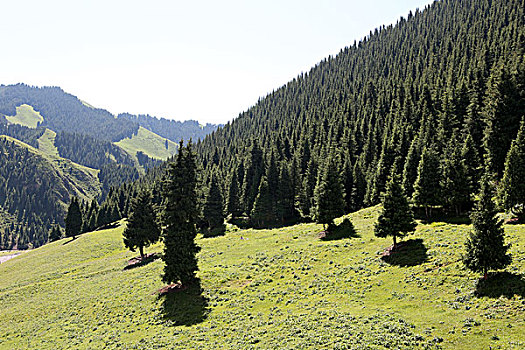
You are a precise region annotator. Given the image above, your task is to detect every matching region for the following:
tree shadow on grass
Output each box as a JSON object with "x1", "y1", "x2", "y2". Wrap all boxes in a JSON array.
[
  {"x1": 321, "y1": 218, "x2": 360, "y2": 241},
  {"x1": 62, "y1": 236, "x2": 77, "y2": 245},
  {"x1": 381, "y1": 238, "x2": 428, "y2": 267},
  {"x1": 475, "y1": 272, "x2": 525, "y2": 298},
  {"x1": 159, "y1": 278, "x2": 209, "y2": 326},
  {"x1": 123, "y1": 253, "x2": 159, "y2": 270},
  {"x1": 202, "y1": 224, "x2": 227, "y2": 238}
]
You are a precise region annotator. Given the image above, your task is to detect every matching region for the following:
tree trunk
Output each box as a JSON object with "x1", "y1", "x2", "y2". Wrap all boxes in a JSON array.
[
  {"x1": 139, "y1": 245, "x2": 145, "y2": 260},
  {"x1": 483, "y1": 270, "x2": 488, "y2": 280},
  {"x1": 393, "y1": 235, "x2": 397, "y2": 250}
]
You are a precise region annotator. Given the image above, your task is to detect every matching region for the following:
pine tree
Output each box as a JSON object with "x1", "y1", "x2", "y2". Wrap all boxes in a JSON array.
[
  {"x1": 413, "y1": 147, "x2": 442, "y2": 216},
  {"x1": 48, "y1": 225, "x2": 62, "y2": 242},
  {"x1": 226, "y1": 169, "x2": 242, "y2": 218},
  {"x1": 314, "y1": 155, "x2": 345, "y2": 230},
  {"x1": 500, "y1": 119, "x2": 525, "y2": 219},
  {"x1": 65, "y1": 197, "x2": 83, "y2": 239},
  {"x1": 374, "y1": 172, "x2": 417, "y2": 248},
  {"x1": 123, "y1": 190, "x2": 161, "y2": 259},
  {"x1": 442, "y1": 134, "x2": 471, "y2": 215},
  {"x1": 162, "y1": 140, "x2": 200, "y2": 286},
  {"x1": 250, "y1": 176, "x2": 273, "y2": 227},
  {"x1": 203, "y1": 174, "x2": 225, "y2": 232},
  {"x1": 463, "y1": 174, "x2": 511, "y2": 279},
  {"x1": 276, "y1": 162, "x2": 297, "y2": 224}
]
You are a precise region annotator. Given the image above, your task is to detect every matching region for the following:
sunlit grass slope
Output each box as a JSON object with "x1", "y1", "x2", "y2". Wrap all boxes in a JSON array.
[
  {"x1": 37, "y1": 128, "x2": 59, "y2": 157},
  {"x1": 5, "y1": 104, "x2": 44, "y2": 128},
  {"x1": 0, "y1": 208, "x2": 524, "y2": 349},
  {"x1": 115, "y1": 126, "x2": 178, "y2": 160}
]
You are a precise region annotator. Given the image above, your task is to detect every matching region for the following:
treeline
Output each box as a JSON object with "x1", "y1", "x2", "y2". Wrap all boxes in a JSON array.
[
  {"x1": 0, "y1": 84, "x2": 139, "y2": 141},
  {"x1": 190, "y1": 0, "x2": 524, "y2": 228},
  {"x1": 117, "y1": 113, "x2": 220, "y2": 143}
]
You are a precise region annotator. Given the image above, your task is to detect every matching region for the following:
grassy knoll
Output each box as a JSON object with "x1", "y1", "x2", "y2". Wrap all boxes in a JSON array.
[
  {"x1": 37, "y1": 128, "x2": 59, "y2": 157},
  {"x1": 0, "y1": 208, "x2": 523, "y2": 349},
  {"x1": 5, "y1": 104, "x2": 44, "y2": 128},
  {"x1": 115, "y1": 126, "x2": 178, "y2": 160}
]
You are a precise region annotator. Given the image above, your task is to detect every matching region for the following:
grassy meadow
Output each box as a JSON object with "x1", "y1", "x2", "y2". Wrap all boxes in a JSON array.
[
  {"x1": 115, "y1": 126, "x2": 178, "y2": 161},
  {"x1": 0, "y1": 207, "x2": 523, "y2": 349},
  {"x1": 5, "y1": 104, "x2": 44, "y2": 128}
]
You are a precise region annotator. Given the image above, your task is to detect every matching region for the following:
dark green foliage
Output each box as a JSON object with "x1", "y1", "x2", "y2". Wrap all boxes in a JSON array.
[
  {"x1": 442, "y1": 134, "x2": 471, "y2": 214},
  {"x1": 0, "y1": 120, "x2": 45, "y2": 148},
  {"x1": 483, "y1": 65, "x2": 522, "y2": 178},
  {"x1": 413, "y1": 147, "x2": 442, "y2": 216},
  {"x1": 226, "y1": 169, "x2": 242, "y2": 218},
  {"x1": 203, "y1": 175, "x2": 225, "y2": 232},
  {"x1": 321, "y1": 218, "x2": 358, "y2": 241},
  {"x1": 65, "y1": 197, "x2": 83, "y2": 239},
  {"x1": 500, "y1": 119, "x2": 525, "y2": 219},
  {"x1": 463, "y1": 174, "x2": 511, "y2": 278},
  {"x1": 123, "y1": 190, "x2": 160, "y2": 259},
  {"x1": 242, "y1": 141, "x2": 264, "y2": 214},
  {"x1": 162, "y1": 140, "x2": 200, "y2": 286},
  {"x1": 250, "y1": 176, "x2": 273, "y2": 228},
  {"x1": 314, "y1": 155, "x2": 345, "y2": 229},
  {"x1": 374, "y1": 173, "x2": 417, "y2": 247},
  {"x1": 48, "y1": 225, "x2": 62, "y2": 242}
]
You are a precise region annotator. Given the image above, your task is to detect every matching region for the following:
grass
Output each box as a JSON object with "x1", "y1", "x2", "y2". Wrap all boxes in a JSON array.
[
  {"x1": 5, "y1": 104, "x2": 43, "y2": 128},
  {"x1": 115, "y1": 126, "x2": 178, "y2": 161},
  {"x1": 37, "y1": 128, "x2": 59, "y2": 157},
  {"x1": 0, "y1": 207, "x2": 524, "y2": 349}
]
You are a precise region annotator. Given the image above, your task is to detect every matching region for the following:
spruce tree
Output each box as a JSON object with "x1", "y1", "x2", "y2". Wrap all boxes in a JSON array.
[
  {"x1": 442, "y1": 135, "x2": 470, "y2": 215},
  {"x1": 49, "y1": 225, "x2": 62, "y2": 242},
  {"x1": 123, "y1": 190, "x2": 161, "y2": 259},
  {"x1": 162, "y1": 140, "x2": 200, "y2": 286},
  {"x1": 251, "y1": 176, "x2": 273, "y2": 227},
  {"x1": 463, "y1": 174, "x2": 511, "y2": 279},
  {"x1": 65, "y1": 197, "x2": 83, "y2": 239},
  {"x1": 226, "y1": 169, "x2": 242, "y2": 218},
  {"x1": 375, "y1": 172, "x2": 417, "y2": 248},
  {"x1": 314, "y1": 155, "x2": 345, "y2": 230},
  {"x1": 500, "y1": 119, "x2": 525, "y2": 219},
  {"x1": 413, "y1": 147, "x2": 442, "y2": 216},
  {"x1": 203, "y1": 174, "x2": 225, "y2": 231}
]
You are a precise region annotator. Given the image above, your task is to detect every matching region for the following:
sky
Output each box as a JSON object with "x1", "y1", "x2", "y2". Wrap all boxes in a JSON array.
[{"x1": 0, "y1": 0, "x2": 435, "y2": 124}]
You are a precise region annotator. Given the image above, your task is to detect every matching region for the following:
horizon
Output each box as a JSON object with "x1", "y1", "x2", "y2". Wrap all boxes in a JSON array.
[{"x1": 1, "y1": 0, "x2": 434, "y2": 124}]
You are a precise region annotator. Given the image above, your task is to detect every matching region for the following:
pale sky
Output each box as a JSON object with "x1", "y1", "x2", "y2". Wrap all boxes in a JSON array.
[{"x1": 1, "y1": 0, "x2": 434, "y2": 124}]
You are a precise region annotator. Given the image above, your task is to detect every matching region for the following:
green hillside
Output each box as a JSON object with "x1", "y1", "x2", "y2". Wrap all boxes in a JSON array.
[
  {"x1": 116, "y1": 126, "x2": 178, "y2": 160},
  {"x1": 37, "y1": 128, "x2": 59, "y2": 157},
  {"x1": 1, "y1": 207, "x2": 523, "y2": 349},
  {"x1": 5, "y1": 104, "x2": 43, "y2": 128}
]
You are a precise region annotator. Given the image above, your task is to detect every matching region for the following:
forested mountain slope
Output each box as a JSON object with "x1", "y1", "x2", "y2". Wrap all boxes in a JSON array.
[
  {"x1": 195, "y1": 0, "x2": 524, "y2": 226},
  {"x1": 0, "y1": 136, "x2": 101, "y2": 249}
]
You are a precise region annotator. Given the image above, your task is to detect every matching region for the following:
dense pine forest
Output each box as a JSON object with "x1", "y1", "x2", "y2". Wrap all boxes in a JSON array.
[{"x1": 187, "y1": 0, "x2": 525, "y2": 229}]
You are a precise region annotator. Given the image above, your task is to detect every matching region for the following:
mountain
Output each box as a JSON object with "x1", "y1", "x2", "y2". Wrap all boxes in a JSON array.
[
  {"x1": 192, "y1": 0, "x2": 524, "y2": 227},
  {"x1": 0, "y1": 86, "x2": 220, "y2": 249}
]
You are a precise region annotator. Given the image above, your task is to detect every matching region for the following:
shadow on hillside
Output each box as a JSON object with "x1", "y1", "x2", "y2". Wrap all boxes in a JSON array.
[
  {"x1": 160, "y1": 278, "x2": 209, "y2": 326},
  {"x1": 413, "y1": 207, "x2": 472, "y2": 225},
  {"x1": 475, "y1": 272, "x2": 525, "y2": 298},
  {"x1": 123, "y1": 253, "x2": 159, "y2": 270},
  {"x1": 321, "y1": 218, "x2": 360, "y2": 241},
  {"x1": 381, "y1": 238, "x2": 428, "y2": 267},
  {"x1": 202, "y1": 224, "x2": 227, "y2": 238},
  {"x1": 62, "y1": 237, "x2": 77, "y2": 245}
]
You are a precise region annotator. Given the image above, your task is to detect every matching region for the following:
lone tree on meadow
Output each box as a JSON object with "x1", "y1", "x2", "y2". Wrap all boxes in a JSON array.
[
  {"x1": 463, "y1": 174, "x2": 511, "y2": 280},
  {"x1": 375, "y1": 172, "x2": 417, "y2": 249},
  {"x1": 123, "y1": 190, "x2": 161, "y2": 259},
  {"x1": 65, "y1": 197, "x2": 83, "y2": 239},
  {"x1": 162, "y1": 140, "x2": 200, "y2": 286},
  {"x1": 48, "y1": 225, "x2": 62, "y2": 242},
  {"x1": 500, "y1": 118, "x2": 525, "y2": 220},
  {"x1": 314, "y1": 155, "x2": 345, "y2": 231}
]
